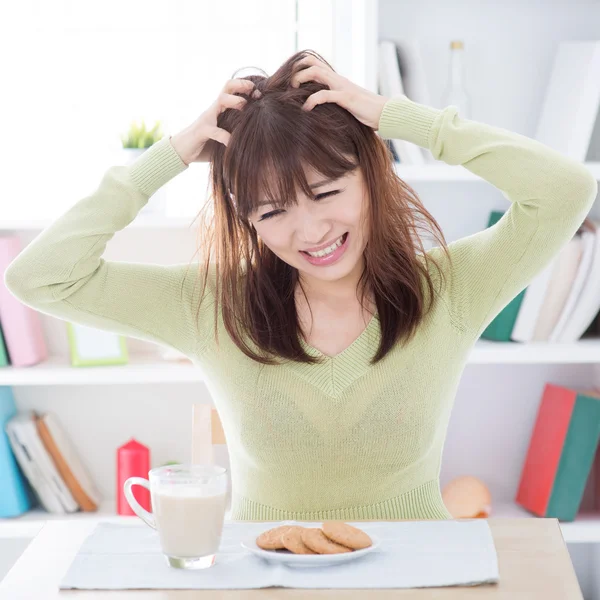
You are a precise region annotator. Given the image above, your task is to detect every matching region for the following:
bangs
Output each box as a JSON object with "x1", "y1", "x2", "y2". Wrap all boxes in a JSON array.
[{"x1": 222, "y1": 104, "x2": 359, "y2": 221}]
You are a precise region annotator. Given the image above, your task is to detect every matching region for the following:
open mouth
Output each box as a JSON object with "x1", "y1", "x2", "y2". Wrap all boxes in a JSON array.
[
  {"x1": 300, "y1": 232, "x2": 348, "y2": 257},
  {"x1": 299, "y1": 232, "x2": 349, "y2": 266}
]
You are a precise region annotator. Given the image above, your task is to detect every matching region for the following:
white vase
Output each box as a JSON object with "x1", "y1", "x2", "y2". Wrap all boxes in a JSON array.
[{"x1": 119, "y1": 147, "x2": 167, "y2": 216}]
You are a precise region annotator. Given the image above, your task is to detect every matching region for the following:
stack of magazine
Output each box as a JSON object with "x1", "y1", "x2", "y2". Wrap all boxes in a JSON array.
[{"x1": 1, "y1": 388, "x2": 102, "y2": 517}]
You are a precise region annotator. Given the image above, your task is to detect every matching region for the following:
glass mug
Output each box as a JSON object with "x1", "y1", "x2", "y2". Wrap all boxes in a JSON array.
[{"x1": 124, "y1": 464, "x2": 228, "y2": 569}]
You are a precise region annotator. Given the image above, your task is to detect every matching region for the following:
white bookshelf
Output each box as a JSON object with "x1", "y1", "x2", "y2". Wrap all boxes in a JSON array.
[{"x1": 4, "y1": 2, "x2": 600, "y2": 596}]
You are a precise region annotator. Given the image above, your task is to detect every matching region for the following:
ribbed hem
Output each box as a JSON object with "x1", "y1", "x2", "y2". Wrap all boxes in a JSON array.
[
  {"x1": 128, "y1": 135, "x2": 189, "y2": 197},
  {"x1": 228, "y1": 479, "x2": 453, "y2": 522},
  {"x1": 377, "y1": 95, "x2": 444, "y2": 150}
]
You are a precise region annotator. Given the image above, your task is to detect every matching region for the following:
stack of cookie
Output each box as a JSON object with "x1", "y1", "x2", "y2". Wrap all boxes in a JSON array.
[{"x1": 256, "y1": 521, "x2": 372, "y2": 555}]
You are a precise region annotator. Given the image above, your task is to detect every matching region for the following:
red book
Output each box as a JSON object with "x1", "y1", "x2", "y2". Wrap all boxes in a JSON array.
[
  {"x1": 516, "y1": 383, "x2": 600, "y2": 521},
  {"x1": 117, "y1": 438, "x2": 150, "y2": 516}
]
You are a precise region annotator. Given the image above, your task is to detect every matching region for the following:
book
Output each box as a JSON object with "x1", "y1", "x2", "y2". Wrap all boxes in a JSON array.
[
  {"x1": 5, "y1": 411, "x2": 79, "y2": 514},
  {"x1": 557, "y1": 220, "x2": 600, "y2": 342},
  {"x1": 0, "y1": 321, "x2": 9, "y2": 367},
  {"x1": 0, "y1": 235, "x2": 48, "y2": 366},
  {"x1": 549, "y1": 228, "x2": 596, "y2": 341},
  {"x1": 535, "y1": 41, "x2": 600, "y2": 161},
  {"x1": 516, "y1": 383, "x2": 600, "y2": 521},
  {"x1": 35, "y1": 412, "x2": 102, "y2": 511},
  {"x1": 480, "y1": 211, "x2": 526, "y2": 341},
  {"x1": 391, "y1": 38, "x2": 435, "y2": 163},
  {"x1": 510, "y1": 260, "x2": 556, "y2": 343},
  {"x1": 0, "y1": 388, "x2": 37, "y2": 517},
  {"x1": 531, "y1": 236, "x2": 583, "y2": 341},
  {"x1": 377, "y1": 39, "x2": 426, "y2": 165}
]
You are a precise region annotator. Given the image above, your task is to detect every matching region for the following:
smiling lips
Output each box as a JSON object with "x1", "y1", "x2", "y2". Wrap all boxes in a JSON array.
[
  {"x1": 302, "y1": 233, "x2": 347, "y2": 257},
  {"x1": 300, "y1": 232, "x2": 349, "y2": 266}
]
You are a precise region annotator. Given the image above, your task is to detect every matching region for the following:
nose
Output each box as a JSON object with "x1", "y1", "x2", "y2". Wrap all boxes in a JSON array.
[{"x1": 298, "y1": 206, "x2": 332, "y2": 247}]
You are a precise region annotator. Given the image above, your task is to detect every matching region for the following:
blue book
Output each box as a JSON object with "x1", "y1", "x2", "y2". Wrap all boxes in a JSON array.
[{"x1": 0, "y1": 387, "x2": 37, "y2": 517}]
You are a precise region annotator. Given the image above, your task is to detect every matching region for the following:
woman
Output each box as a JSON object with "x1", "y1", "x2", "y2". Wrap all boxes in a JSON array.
[{"x1": 5, "y1": 50, "x2": 597, "y2": 521}]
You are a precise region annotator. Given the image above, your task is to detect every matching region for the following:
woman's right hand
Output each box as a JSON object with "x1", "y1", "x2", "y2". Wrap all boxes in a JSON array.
[{"x1": 170, "y1": 78, "x2": 259, "y2": 164}]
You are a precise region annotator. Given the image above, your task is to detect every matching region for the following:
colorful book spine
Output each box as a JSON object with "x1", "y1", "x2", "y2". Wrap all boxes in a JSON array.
[
  {"x1": 0, "y1": 322, "x2": 9, "y2": 367},
  {"x1": 516, "y1": 383, "x2": 600, "y2": 521},
  {"x1": 480, "y1": 211, "x2": 526, "y2": 341},
  {"x1": 0, "y1": 387, "x2": 37, "y2": 517},
  {"x1": 0, "y1": 235, "x2": 48, "y2": 366}
]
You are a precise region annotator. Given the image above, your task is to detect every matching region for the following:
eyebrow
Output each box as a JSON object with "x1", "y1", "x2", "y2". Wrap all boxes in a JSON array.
[{"x1": 255, "y1": 178, "x2": 336, "y2": 208}]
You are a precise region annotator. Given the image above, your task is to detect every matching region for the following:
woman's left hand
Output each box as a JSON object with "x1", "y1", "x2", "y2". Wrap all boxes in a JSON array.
[{"x1": 290, "y1": 54, "x2": 389, "y2": 130}]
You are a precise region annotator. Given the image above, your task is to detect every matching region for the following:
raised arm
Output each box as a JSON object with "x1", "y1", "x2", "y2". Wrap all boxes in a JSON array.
[
  {"x1": 377, "y1": 95, "x2": 598, "y2": 340},
  {"x1": 4, "y1": 137, "x2": 216, "y2": 358}
]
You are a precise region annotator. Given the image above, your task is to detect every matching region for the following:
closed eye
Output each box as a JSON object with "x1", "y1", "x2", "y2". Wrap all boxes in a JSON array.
[{"x1": 258, "y1": 190, "x2": 342, "y2": 221}]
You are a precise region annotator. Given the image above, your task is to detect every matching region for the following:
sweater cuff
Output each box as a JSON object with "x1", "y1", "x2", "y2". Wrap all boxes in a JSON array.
[
  {"x1": 377, "y1": 95, "x2": 444, "y2": 150},
  {"x1": 128, "y1": 135, "x2": 189, "y2": 197}
]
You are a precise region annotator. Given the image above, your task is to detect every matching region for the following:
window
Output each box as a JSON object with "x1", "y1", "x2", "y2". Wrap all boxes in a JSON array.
[{"x1": 3, "y1": 0, "x2": 374, "y2": 219}]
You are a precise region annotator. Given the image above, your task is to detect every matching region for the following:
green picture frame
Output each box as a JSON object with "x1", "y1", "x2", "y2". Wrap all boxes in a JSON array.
[{"x1": 66, "y1": 322, "x2": 129, "y2": 367}]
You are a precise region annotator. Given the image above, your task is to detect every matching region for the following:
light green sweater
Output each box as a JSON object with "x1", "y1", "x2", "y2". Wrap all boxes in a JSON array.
[{"x1": 5, "y1": 96, "x2": 597, "y2": 521}]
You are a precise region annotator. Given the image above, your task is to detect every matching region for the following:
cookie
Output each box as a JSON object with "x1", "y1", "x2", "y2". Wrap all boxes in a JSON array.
[
  {"x1": 321, "y1": 521, "x2": 372, "y2": 550},
  {"x1": 256, "y1": 525, "x2": 292, "y2": 550},
  {"x1": 301, "y1": 527, "x2": 353, "y2": 554},
  {"x1": 281, "y1": 526, "x2": 318, "y2": 554}
]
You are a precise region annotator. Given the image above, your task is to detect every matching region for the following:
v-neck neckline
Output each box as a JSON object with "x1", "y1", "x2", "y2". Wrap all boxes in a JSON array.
[
  {"x1": 299, "y1": 310, "x2": 379, "y2": 359},
  {"x1": 282, "y1": 311, "x2": 381, "y2": 397}
]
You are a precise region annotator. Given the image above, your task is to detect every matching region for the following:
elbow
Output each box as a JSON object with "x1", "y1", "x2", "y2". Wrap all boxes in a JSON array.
[
  {"x1": 580, "y1": 172, "x2": 598, "y2": 207},
  {"x1": 566, "y1": 166, "x2": 598, "y2": 222},
  {"x1": 574, "y1": 166, "x2": 598, "y2": 208},
  {"x1": 4, "y1": 260, "x2": 33, "y2": 303}
]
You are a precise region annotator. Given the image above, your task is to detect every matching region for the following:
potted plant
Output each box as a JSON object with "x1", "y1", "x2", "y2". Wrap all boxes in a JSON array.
[{"x1": 119, "y1": 119, "x2": 167, "y2": 215}]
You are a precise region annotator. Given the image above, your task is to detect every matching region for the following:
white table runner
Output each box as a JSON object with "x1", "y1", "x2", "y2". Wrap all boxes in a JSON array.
[{"x1": 59, "y1": 519, "x2": 499, "y2": 590}]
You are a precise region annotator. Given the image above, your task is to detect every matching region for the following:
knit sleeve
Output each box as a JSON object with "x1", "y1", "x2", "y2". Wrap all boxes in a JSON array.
[
  {"x1": 377, "y1": 95, "x2": 598, "y2": 339},
  {"x1": 4, "y1": 136, "x2": 216, "y2": 358}
]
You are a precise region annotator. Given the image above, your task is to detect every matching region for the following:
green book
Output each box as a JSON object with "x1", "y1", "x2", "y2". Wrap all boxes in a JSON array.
[
  {"x1": 0, "y1": 323, "x2": 9, "y2": 367},
  {"x1": 480, "y1": 211, "x2": 526, "y2": 342}
]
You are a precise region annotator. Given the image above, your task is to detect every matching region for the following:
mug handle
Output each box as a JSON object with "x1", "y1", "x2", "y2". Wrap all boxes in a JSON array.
[{"x1": 123, "y1": 477, "x2": 156, "y2": 529}]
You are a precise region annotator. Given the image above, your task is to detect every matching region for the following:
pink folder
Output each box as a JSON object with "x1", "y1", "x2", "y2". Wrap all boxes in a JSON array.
[{"x1": 0, "y1": 236, "x2": 48, "y2": 366}]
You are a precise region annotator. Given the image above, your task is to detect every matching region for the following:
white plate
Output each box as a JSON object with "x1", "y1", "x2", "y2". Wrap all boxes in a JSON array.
[{"x1": 241, "y1": 530, "x2": 380, "y2": 568}]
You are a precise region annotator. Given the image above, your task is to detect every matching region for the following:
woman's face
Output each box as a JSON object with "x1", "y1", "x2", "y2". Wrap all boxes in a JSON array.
[{"x1": 248, "y1": 164, "x2": 369, "y2": 282}]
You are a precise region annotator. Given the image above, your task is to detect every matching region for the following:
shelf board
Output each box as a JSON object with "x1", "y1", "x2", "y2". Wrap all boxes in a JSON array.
[
  {"x1": 1, "y1": 500, "x2": 596, "y2": 544},
  {"x1": 393, "y1": 161, "x2": 600, "y2": 182},
  {"x1": 0, "y1": 354, "x2": 203, "y2": 386},
  {"x1": 2, "y1": 340, "x2": 600, "y2": 386},
  {"x1": 468, "y1": 338, "x2": 600, "y2": 364},
  {"x1": 0, "y1": 500, "x2": 234, "y2": 538},
  {"x1": 493, "y1": 502, "x2": 600, "y2": 544}
]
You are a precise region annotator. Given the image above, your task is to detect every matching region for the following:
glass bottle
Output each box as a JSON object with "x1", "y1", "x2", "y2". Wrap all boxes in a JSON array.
[{"x1": 442, "y1": 40, "x2": 471, "y2": 119}]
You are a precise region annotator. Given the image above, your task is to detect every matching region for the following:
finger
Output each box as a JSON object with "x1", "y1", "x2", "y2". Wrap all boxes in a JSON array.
[
  {"x1": 204, "y1": 125, "x2": 231, "y2": 147},
  {"x1": 223, "y1": 78, "x2": 256, "y2": 97},
  {"x1": 217, "y1": 92, "x2": 248, "y2": 114},
  {"x1": 302, "y1": 89, "x2": 345, "y2": 111},
  {"x1": 291, "y1": 65, "x2": 329, "y2": 88},
  {"x1": 295, "y1": 54, "x2": 328, "y2": 71}
]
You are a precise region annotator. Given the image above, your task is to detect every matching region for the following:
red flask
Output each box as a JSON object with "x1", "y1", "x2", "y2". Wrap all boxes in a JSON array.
[{"x1": 117, "y1": 438, "x2": 151, "y2": 516}]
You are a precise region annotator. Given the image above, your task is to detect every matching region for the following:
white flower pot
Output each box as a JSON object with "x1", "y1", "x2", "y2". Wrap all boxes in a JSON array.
[{"x1": 119, "y1": 147, "x2": 167, "y2": 216}]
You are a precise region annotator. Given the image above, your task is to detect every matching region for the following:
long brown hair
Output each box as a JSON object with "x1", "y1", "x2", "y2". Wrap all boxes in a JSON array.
[{"x1": 188, "y1": 49, "x2": 450, "y2": 366}]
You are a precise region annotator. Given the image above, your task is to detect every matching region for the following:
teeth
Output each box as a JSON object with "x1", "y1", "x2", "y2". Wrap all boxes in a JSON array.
[{"x1": 306, "y1": 234, "x2": 345, "y2": 258}]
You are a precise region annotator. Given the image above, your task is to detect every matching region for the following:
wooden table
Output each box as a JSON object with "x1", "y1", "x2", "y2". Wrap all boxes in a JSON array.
[{"x1": 0, "y1": 518, "x2": 582, "y2": 599}]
